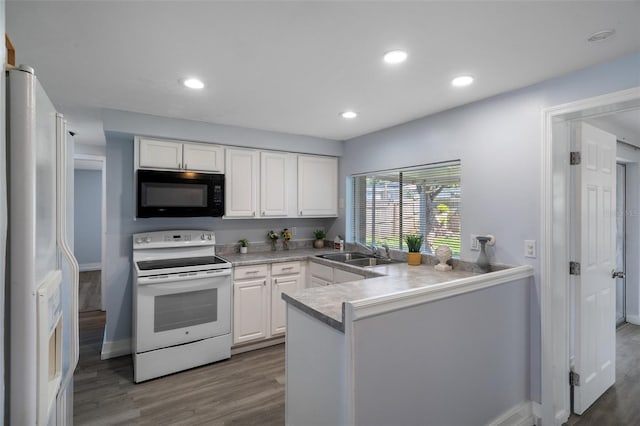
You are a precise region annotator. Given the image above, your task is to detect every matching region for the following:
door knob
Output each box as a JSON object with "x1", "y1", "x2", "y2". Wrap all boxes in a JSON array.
[{"x1": 611, "y1": 270, "x2": 625, "y2": 279}]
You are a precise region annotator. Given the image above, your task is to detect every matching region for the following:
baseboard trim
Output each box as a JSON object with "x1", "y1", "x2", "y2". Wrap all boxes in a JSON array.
[
  {"x1": 79, "y1": 263, "x2": 101, "y2": 272},
  {"x1": 231, "y1": 336, "x2": 285, "y2": 355},
  {"x1": 101, "y1": 338, "x2": 131, "y2": 360},
  {"x1": 486, "y1": 401, "x2": 535, "y2": 426},
  {"x1": 626, "y1": 314, "x2": 640, "y2": 325}
]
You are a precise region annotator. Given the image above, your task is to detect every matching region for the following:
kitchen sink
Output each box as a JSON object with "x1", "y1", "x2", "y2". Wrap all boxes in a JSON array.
[
  {"x1": 317, "y1": 252, "x2": 371, "y2": 262},
  {"x1": 344, "y1": 257, "x2": 400, "y2": 267}
]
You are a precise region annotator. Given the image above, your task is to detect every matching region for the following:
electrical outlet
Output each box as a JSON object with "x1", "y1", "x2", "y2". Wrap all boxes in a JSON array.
[
  {"x1": 470, "y1": 234, "x2": 479, "y2": 251},
  {"x1": 525, "y1": 240, "x2": 536, "y2": 258},
  {"x1": 291, "y1": 227, "x2": 297, "y2": 236}
]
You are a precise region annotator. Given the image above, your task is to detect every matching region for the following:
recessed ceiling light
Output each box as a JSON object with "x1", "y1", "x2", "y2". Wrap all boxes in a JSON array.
[
  {"x1": 341, "y1": 111, "x2": 358, "y2": 119},
  {"x1": 451, "y1": 75, "x2": 474, "y2": 87},
  {"x1": 183, "y1": 78, "x2": 205, "y2": 89},
  {"x1": 587, "y1": 29, "x2": 616, "y2": 43},
  {"x1": 383, "y1": 50, "x2": 408, "y2": 64}
]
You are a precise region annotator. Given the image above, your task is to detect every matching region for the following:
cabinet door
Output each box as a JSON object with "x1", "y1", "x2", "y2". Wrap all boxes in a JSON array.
[
  {"x1": 334, "y1": 268, "x2": 364, "y2": 284},
  {"x1": 139, "y1": 138, "x2": 182, "y2": 170},
  {"x1": 233, "y1": 278, "x2": 269, "y2": 344},
  {"x1": 183, "y1": 143, "x2": 224, "y2": 172},
  {"x1": 298, "y1": 155, "x2": 338, "y2": 217},
  {"x1": 225, "y1": 148, "x2": 258, "y2": 217},
  {"x1": 260, "y1": 151, "x2": 288, "y2": 217},
  {"x1": 271, "y1": 274, "x2": 301, "y2": 335}
]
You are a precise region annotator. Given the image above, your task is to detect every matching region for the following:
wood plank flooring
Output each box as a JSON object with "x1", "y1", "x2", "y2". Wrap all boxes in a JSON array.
[
  {"x1": 74, "y1": 311, "x2": 285, "y2": 425},
  {"x1": 75, "y1": 312, "x2": 640, "y2": 425},
  {"x1": 566, "y1": 322, "x2": 640, "y2": 426}
]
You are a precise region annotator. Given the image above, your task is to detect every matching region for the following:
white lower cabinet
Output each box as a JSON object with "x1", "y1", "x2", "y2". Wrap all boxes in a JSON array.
[
  {"x1": 334, "y1": 268, "x2": 364, "y2": 284},
  {"x1": 233, "y1": 261, "x2": 303, "y2": 345},
  {"x1": 233, "y1": 275, "x2": 269, "y2": 344},
  {"x1": 309, "y1": 260, "x2": 365, "y2": 287}
]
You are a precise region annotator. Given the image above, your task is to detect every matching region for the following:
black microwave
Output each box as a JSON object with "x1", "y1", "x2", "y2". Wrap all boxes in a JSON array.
[{"x1": 136, "y1": 169, "x2": 225, "y2": 218}]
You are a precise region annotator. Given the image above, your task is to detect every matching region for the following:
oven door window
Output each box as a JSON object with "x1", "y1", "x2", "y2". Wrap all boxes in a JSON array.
[
  {"x1": 154, "y1": 288, "x2": 217, "y2": 332},
  {"x1": 136, "y1": 276, "x2": 231, "y2": 353}
]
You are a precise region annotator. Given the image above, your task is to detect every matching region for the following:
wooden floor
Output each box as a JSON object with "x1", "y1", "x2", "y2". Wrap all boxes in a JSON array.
[
  {"x1": 75, "y1": 312, "x2": 640, "y2": 426},
  {"x1": 74, "y1": 311, "x2": 285, "y2": 425}
]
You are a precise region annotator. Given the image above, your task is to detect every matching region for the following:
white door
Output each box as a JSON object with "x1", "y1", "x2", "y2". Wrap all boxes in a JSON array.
[{"x1": 572, "y1": 122, "x2": 617, "y2": 414}]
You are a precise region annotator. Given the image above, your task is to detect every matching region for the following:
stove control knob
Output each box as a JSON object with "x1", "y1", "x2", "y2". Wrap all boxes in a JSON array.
[
  {"x1": 145, "y1": 237, "x2": 151, "y2": 243},
  {"x1": 207, "y1": 234, "x2": 212, "y2": 240},
  {"x1": 135, "y1": 238, "x2": 142, "y2": 244},
  {"x1": 201, "y1": 234, "x2": 206, "y2": 240}
]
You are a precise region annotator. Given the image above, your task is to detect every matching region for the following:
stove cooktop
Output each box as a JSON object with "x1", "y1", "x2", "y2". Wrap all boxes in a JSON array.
[{"x1": 136, "y1": 255, "x2": 230, "y2": 271}]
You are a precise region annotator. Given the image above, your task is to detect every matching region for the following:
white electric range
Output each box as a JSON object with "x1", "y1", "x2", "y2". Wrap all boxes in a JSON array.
[{"x1": 132, "y1": 230, "x2": 232, "y2": 383}]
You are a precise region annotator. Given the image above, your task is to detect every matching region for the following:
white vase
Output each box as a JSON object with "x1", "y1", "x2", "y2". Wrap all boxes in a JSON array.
[
  {"x1": 314, "y1": 239, "x2": 324, "y2": 249},
  {"x1": 240, "y1": 246, "x2": 248, "y2": 254}
]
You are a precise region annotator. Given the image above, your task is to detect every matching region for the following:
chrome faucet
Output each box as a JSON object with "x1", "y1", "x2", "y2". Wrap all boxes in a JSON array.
[{"x1": 354, "y1": 241, "x2": 379, "y2": 256}]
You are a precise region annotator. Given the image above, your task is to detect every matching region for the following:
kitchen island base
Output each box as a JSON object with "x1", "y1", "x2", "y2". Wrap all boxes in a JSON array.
[{"x1": 284, "y1": 267, "x2": 535, "y2": 426}]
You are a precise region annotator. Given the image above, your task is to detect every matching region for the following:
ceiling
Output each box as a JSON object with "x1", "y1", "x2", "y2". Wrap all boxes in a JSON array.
[{"x1": 6, "y1": 1, "x2": 640, "y2": 147}]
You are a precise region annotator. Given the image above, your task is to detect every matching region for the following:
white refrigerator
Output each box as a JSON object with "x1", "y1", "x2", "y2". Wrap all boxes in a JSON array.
[{"x1": 6, "y1": 65, "x2": 79, "y2": 425}]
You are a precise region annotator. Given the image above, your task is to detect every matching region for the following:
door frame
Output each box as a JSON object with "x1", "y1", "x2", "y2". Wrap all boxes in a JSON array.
[
  {"x1": 74, "y1": 153, "x2": 107, "y2": 311},
  {"x1": 541, "y1": 86, "x2": 640, "y2": 425}
]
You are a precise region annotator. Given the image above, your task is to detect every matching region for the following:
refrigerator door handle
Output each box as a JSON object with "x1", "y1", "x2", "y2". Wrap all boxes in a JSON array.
[{"x1": 56, "y1": 113, "x2": 80, "y2": 389}]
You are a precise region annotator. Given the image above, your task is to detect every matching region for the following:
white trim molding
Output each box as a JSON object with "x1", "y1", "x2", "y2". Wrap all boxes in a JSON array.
[
  {"x1": 101, "y1": 337, "x2": 131, "y2": 360},
  {"x1": 349, "y1": 265, "x2": 533, "y2": 321},
  {"x1": 541, "y1": 86, "x2": 640, "y2": 426},
  {"x1": 626, "y1": 314, "x2": 640, "y2": 326},
  {"x1": 486, "y1": 401, "x2": 535, "y2": 426},
  {"x1": 78, "y1": 262, "x2": 101, "y2": 272}
]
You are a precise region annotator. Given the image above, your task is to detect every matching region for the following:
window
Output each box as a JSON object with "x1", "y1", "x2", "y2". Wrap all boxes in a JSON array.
[{"x1": 351, "y1": 161, "x2": 461, "y2": 256}]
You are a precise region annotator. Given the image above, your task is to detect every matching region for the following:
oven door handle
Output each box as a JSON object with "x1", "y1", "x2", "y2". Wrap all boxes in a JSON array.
[{"x1": 137, "y1": 270, "x2": 231, "y2": 286}]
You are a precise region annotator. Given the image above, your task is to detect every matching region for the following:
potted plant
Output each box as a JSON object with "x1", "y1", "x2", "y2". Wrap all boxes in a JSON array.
[
  {"x1": 281, "y1": 228, "x2": 292, "y2": 250},
  {"x1": 268, "y1": 230, "x2": 279, "y2": 251},
  {"x1": 313, "y1": 229, "x2": 326, "y2": 249},
  {"x1": 404, "y1": 233, "x2": 423, "y2": 266},
  {"x1": 238, "y1": 238, "x2": 249, "y2": 254}
]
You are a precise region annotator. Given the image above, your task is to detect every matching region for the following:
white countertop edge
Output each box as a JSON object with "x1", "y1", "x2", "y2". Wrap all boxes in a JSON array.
[{"x1": 347, "y1": 265, "x2": 535, "y2": 322}]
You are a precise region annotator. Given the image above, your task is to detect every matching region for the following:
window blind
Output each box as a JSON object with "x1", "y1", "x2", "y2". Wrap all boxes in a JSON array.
[{"x1": 351, "y1": 161, "x2": 461, "y2": 255}]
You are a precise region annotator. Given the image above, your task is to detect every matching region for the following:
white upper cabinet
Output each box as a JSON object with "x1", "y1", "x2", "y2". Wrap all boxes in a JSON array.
[
  {"x1": 182, "y1": 142, "x2": 224, "y2": 172},
  {"x1": 137, "y1": 137, "x2": 224, "y2": 173},
  {"x1": 260, "y1": 151, "x2": 289, "y2": 217},
  {"x1": 225, "y1": 148, "x2": 259, "y2": 218},
  {"x1": 139, "y1": 138, "x2": 183, "y2": 170},
  {"x1": 298, "y1": 155, "x2": 338, "y2": 217}
]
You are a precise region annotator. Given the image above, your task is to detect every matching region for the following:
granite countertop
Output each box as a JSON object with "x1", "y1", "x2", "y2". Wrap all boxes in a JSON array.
[
  {"x1": 220, "y1": 247, "x2": 480, "y2": 332},
  {"x1": 282, "y1": 262, "x2": 478, "y2": 331}
]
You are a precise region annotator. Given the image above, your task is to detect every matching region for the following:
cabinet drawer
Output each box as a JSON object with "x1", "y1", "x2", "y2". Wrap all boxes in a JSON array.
[
  {"x1": 309, "y1": 261, "x2": 333, "y2": 282},
  {"x1": 234, "y1": 264, "x2": 268, "y2": 280},
  {"x1": 272, "y1": 261, "x2": 301, "y2": 276}
]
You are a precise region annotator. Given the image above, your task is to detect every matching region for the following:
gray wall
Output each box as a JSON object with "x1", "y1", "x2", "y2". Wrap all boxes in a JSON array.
[
  {"x1": 353, "y1": 278, "x2": 531, "y2": 425},
  {"x1": 333, "y1": 53, "x2": 640, "y2": 403},
  {"x1": 102, "y1": 121, "x2": 341, "y2": 346},
  {"x1": 74, "y1": 169, "x2": 102, "y2": 267}
]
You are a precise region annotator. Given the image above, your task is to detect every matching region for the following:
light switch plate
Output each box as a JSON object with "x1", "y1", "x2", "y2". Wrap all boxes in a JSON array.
[
  {"x1": 525, "y1": 240, "x2": 536, "y2": 258},
  {"x1": 470, "y1": 234, "x2": 479, "y2": 251}
]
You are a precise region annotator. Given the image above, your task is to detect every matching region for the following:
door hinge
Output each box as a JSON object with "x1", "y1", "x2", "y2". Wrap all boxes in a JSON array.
[
  {"x1": 570, "y1": 151, "x2": 581, "y2": 165},
  {"x1": 569, "y1": 261, "x2": 581, "y2": 276},
  {"x1": 569, "y1": 371, "x2": 580, "y2": 386}
]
